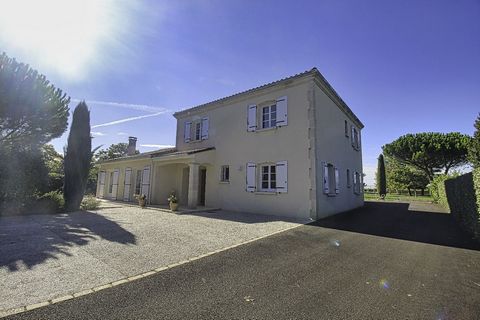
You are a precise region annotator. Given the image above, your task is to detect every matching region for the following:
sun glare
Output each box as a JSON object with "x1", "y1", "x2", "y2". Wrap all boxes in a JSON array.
[{"x1": 0, "y1": 0, "x2": 118, "y2": 80}]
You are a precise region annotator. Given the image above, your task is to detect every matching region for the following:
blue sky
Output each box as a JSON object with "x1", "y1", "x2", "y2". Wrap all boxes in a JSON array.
[{"x1": 1, "y1": 0, "x2": 479, "y2": 186}]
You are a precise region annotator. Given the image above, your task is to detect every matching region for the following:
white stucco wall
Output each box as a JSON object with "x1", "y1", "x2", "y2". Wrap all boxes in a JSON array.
[
  {"x1": 313, "y1": 81, "x2": 364, "y2": 218},
  {"x1": 176, "y1": 78, "x2": 313, "y2": 219}
]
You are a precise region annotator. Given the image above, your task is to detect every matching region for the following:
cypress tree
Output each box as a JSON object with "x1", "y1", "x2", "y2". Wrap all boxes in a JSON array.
[
  {"x1": 64, "y1": 102, "x2": 91, "y2": 211},
  {"x1": 468, "y1": 113, "x2": 480, "y2": 168},
  {"x1": 377, "y1": 154, "x2": 387, "y2": 197}
]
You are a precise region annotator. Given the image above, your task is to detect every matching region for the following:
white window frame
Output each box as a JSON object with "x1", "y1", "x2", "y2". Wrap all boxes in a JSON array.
[
  {"x1": 194, "y1": 121, "x2": 202, "y2": 141},
  {"x1": 220, "y1": 165, "x2": 230, "y2": 182},
  {"x1": 134, "y1": 169, "x2": 142, "y2": 195},
  {"x1": 323, "y1": 162, "x2": 339, "y2": 196},
  {"x1": 261, "y1": 104, "x2": 277, "y2": 129},
  {"x1": 108, "y1": 172, "x2": 114, "y2": 193},
  {"x1": 353, "y1": 171, "x2": 361, "y2": 194},
  {"x1": 259, "y1": 164, "x2": 277, "y2": 192},
  {"x1": 351, "y1": 126, "x2": 360, "y2": 150}
]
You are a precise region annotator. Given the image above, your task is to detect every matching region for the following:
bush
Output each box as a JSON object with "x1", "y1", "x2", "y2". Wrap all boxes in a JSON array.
[
  {"x1": 430, "y1": 174, "x2": 451, "y2": 209},
  {"x1": 36, "y1": 191, "x2": 65, "y2": 214},
  {"x1": 80, "y1": 195, "x2": 100, "y2": 210}
]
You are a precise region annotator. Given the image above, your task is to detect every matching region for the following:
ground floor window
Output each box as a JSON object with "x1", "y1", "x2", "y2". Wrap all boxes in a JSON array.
[
  {"x1": 260, "y1": 164, "x2": 276, "y2": 191},
  {"x1": 135, "y1": 169, "x2": 142, "y2": 194},
  {"x1": 323, "y1": 162, "x2": 339, "y2": 195},
  {"x1": 347, "y1": 169, "x2": 351, "y2": 188},
  {"x1": 108, "y1": 172, "x2": 114, "y2": 193},
  {"x1": 353, "y1": 171, "x2": 361, "y2": 194},
  {"x1": 220, "y1": 165, "x2": 230, "y2": 182}
]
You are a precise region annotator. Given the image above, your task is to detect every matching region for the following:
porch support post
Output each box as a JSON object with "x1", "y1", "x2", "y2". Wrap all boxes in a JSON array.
[{"x1": 188, "y1": 163, "x2": 200, "y2": 208}]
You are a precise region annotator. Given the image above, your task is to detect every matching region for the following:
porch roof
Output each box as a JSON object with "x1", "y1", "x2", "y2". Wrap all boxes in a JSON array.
[{"x1": 98, "y1": 147, "x2": 215, "y2": 164}]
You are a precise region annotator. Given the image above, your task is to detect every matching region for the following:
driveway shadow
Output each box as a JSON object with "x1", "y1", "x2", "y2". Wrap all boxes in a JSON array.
[
  {"x1": 311, "y1": 201, "x2": 480, "y2": 251},
  {"x1": 0, "y1": 211, "x2": 136, "y2": 272}
]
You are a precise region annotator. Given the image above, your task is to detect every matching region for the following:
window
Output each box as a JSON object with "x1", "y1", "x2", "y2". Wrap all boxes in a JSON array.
[
  {"x1": 135, "y1": 170, "x2": 142, "y2": 195},
  {"x1": 260, "y1": 164, "x2": 276, "y2": 191},
  {"x1": 262, "y1": 104, "x2": 277, "y2": 129},
  {"x1": 345, "y1": 120, "x2": 349, "y2": 137},
  {"x1": 108, "y1": 172, "x2": 114, "y2": 193},
  {"x1": 347, "y1": 169, "x2": 351, "y2": 188},
  {"x1": 246, "y1": 161, "x2": 287, "y2": 193},
  {"x1": 247, "y1": 96, "x2": 287, "y2": 132},
  {"x1": 323, "y1": 162, "x2": 339, "y2": 195},
  {"x1": 353, "y1": 171, "x2": 361, "y2": 194},
  {"x1": 185, "y1": 117, "x2": 209, "y2": 143},
  {"x1": 220, "y1": 165, "x2": 230, "y2": 182},
  {"x1": 351, "y1": 126, "x2": 360, "y2": 150},
  {"x1": 193, "y1": 122, "x2": 202, "y2": 141}
]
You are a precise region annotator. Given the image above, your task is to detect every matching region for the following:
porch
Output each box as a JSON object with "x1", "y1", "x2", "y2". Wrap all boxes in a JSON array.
[{"x1": 98, "y1": 147, "x2": 216, "y2": 209}]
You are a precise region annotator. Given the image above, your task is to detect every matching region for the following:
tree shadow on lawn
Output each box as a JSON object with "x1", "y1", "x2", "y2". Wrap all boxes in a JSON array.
[
  {"x1": 0, "y1": 210, "x2": 136, "y2": 272},
  {"x1": 311, "y1": 201, "x2": 480, "y2": 251}
]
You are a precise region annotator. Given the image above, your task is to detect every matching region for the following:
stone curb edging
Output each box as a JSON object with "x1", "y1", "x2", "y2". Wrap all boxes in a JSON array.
[{"x1": 0, "y1": 222, "x2": 306, "y2": 318}]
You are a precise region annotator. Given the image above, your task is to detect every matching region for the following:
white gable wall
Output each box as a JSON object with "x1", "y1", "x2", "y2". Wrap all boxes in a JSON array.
[{"x1": 313, "y1": 80, "x2": 364, "y2": 219}]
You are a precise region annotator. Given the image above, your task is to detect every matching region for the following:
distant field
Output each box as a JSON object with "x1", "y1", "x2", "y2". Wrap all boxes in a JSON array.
[{"x1": 364, "y1": 192, "x2": 433, "y2": 203}]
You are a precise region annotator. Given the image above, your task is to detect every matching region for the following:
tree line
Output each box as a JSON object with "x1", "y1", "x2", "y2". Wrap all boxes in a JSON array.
[
  {"x1": 376, "y1": 128, "x2": 478, "y2": 197},
  {"x1": 0, "y1": 52, "x2": 136, "y2": 215}
]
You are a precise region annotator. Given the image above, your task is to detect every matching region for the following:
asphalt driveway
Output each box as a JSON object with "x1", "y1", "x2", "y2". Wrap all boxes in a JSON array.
[
  {"x1": 3, "y1": 201, "x2": 480, "y2": 320},
  {"x1": 0, "y1": 202, "x2": 305, "y2": 313}
]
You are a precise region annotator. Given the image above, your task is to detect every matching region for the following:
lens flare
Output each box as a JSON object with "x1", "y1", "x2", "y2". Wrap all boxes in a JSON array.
[
  {"x1": 329, "y1": 239, "x2": 341, "y2": 247},
  {"x1": 379, "y1": 279, "x2": 389, "y2": 289}
]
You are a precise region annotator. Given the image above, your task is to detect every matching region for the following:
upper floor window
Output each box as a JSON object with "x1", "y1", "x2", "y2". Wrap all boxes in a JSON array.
[
  {"x1": 247, "y1": 96, "x2": 288, "y2": 132},
  {"x1": 262, "y1": 104, "x2": 277, "y2": 129},
  {"x1": 344, "y1": 120, "x2": 349, "y2": 137},
  {"x1": 184, "y1": 117, "x2": 209, "y2": 143},
  {"x1": 351, "y1": 126, "x2": 360, "y2": 150},
  {"x1": 194, "y1": 122, "x2": 201, "y2": 141}
]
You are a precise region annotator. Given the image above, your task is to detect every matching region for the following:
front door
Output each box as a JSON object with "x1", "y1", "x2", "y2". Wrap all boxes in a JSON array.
[{"x1": 199, "y1": 168, "x2": 206, "y2": 206}]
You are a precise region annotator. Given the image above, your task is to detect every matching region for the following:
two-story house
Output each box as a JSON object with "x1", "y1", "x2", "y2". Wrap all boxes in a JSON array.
[{"x1": 96, "y1": 68, "x2": 364, "y2": 220}]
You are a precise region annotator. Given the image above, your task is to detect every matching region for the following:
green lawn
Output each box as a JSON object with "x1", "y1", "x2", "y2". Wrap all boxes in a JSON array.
[{"x1": 364, "y1": 192, "x2": 433, "y2": 203}]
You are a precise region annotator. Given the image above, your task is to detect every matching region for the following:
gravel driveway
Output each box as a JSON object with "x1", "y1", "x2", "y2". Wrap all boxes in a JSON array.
[{"x1": 0, "y1": 202, "x2": 306, "y2": 312}]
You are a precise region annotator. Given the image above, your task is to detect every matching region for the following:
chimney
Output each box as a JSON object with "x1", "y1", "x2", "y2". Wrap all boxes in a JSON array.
[{"x1": 127, "y1": 136, "x2": 137, "y2": 156}]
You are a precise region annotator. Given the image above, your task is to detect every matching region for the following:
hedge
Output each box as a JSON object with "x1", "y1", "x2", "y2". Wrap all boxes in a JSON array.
[
  {"x1": 431, "y1": 174, "x2": 451, "y2": 210},
  {"x1": 441, "y1": 169, "x2": 480, "y2": 240}
]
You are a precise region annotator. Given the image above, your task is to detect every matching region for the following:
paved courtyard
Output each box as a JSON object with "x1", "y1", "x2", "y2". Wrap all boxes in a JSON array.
[{"x1": 0, "y1": 202, "x2": 306, "y2": 312}]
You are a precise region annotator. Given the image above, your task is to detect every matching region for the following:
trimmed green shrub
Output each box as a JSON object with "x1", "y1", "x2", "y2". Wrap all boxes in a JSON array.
[
  {"x1": 36, "y1": 191, "x2": 65, "y2": 214},
  {"x1": 80, "y1": 195, "x2": 100, "y2": 211},
  {"x1": 430, "y1": 174, "x2": 452, "y2": 209},
  {"x1": 445, "y1": 172, "x2": 480, "y2": 239}
]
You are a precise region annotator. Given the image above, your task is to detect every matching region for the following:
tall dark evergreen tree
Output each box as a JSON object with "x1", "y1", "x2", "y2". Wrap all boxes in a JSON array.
[
  {"x1": 377, "y1": 154, "x2": 387, "y2": 196},
  {"x1": 468, "y1": 113, "x2": 480, "y2": 168},
  {"x1": 64, "y1": 102, "x2": 91, "y2": 211}
]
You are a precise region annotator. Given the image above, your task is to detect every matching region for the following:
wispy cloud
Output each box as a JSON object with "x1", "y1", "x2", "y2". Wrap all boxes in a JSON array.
[
  {"x1": 91, "y1": 111, "x2": 169, "y2": 128},
  {"x1": 117, "y1": 132, "x2": 128, "y2": 136},
  {"x1": 91, "y1": 131, "x2": 106, "y2": 137},
  {"x1": 72, "y1": 98, "x2": 170, "y2": 114},
  {"x1": 140, "y1": 144, "x2": 175, "y2": 149}
]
